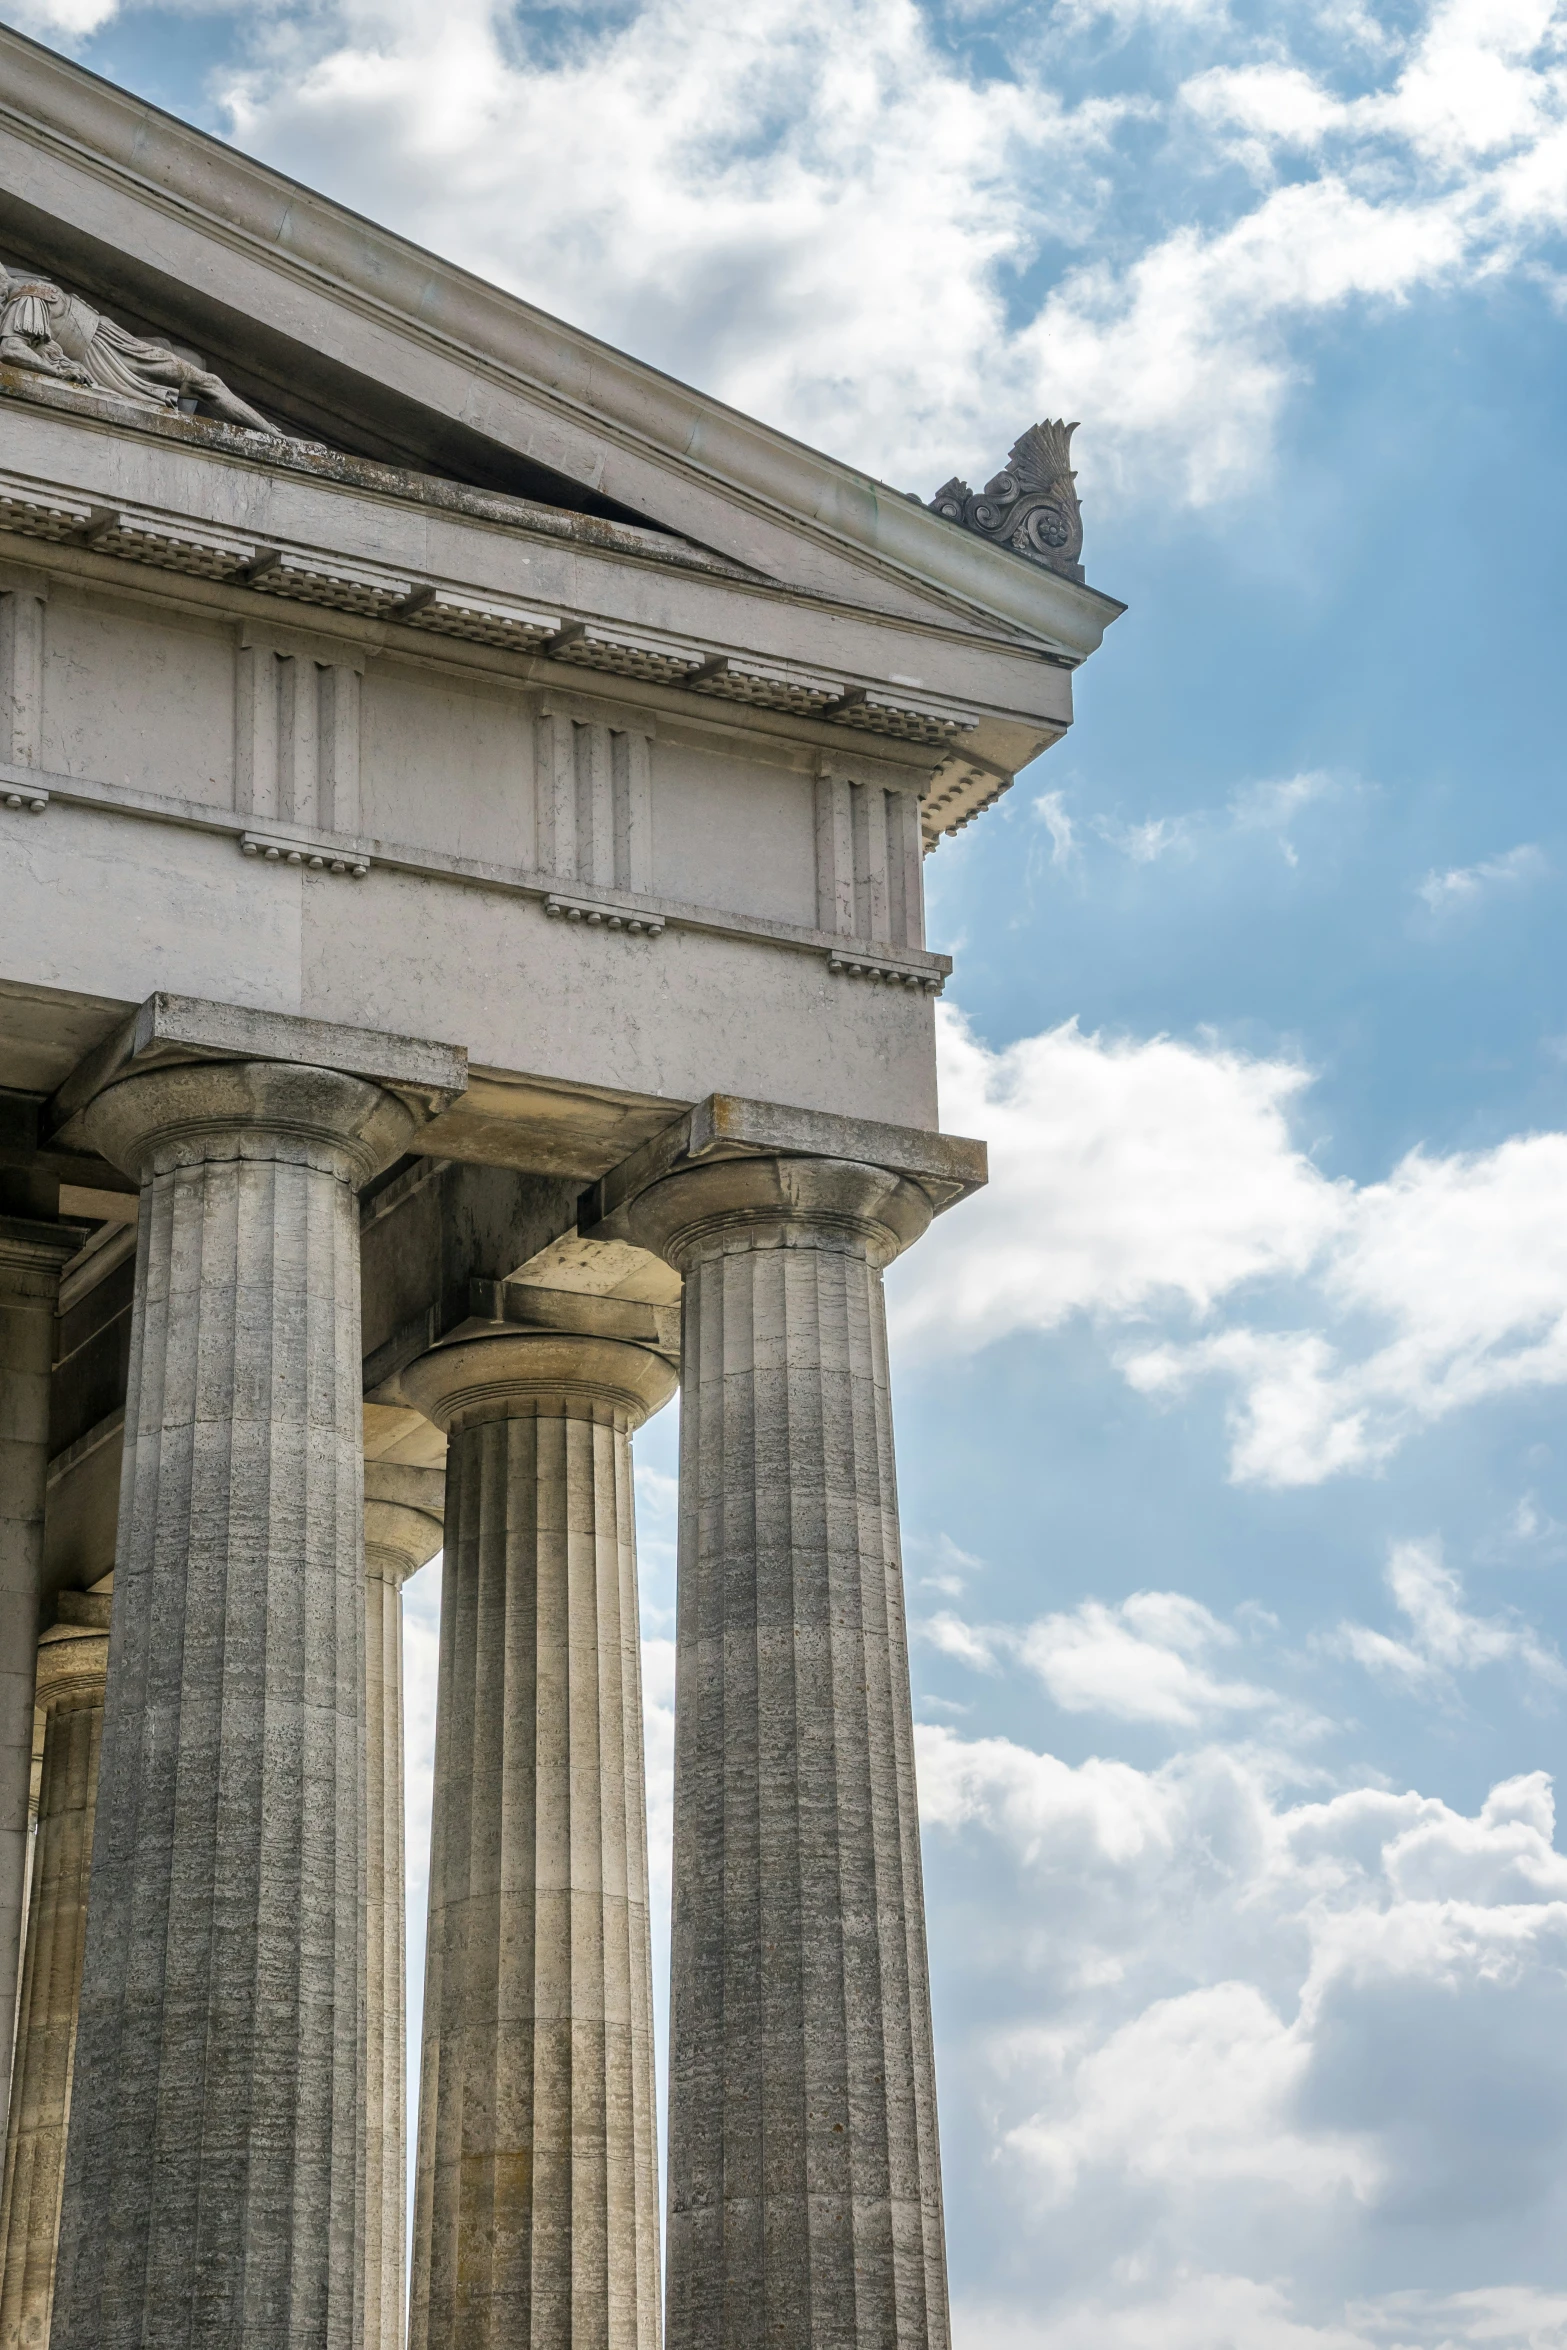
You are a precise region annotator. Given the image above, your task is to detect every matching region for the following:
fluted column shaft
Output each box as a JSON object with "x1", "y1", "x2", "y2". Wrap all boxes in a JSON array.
[
  {"x1": 0, "y1": 1220, "x2": 83, "y2": 2137},
  {"x1": 0, "y1": 1588, "x2": 111, "y2": 2347},
  {"x1": 362, "y1": 1468, "x2": 444, "y2": 2350},
  {"x1": 52, "y1": 1059, "x2": 418, "y2": 2350},
  {"x1": 624, "y1": 1157, "x2": 950, "y2": 2350},
  {"x1": 403, "y1": 1329, "x2": 676, "y2": 2350}
]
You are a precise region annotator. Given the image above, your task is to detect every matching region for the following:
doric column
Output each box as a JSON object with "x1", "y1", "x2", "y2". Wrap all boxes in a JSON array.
[
  {"x1": 362, "y1": 1460, "x2": 445, "y2": 2350},
  {"x1": 0, "y1": 1216, "x2": 86, "y2": 2140},
  {"x1": 402, "y1": 1322, "x2": 676, "y2": 2350},
  {"x1": 0, "y1": 1580, "x2": 111, "y2": 2345},
  {"x1": 50, "y1": 1059, "x2": 421, "y2": 2350},
  {"x1": 622, "y1": 1155, "x2": 950, "y2": 2350}
]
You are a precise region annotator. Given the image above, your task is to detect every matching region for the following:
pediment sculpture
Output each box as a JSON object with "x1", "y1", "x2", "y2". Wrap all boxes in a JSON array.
[
  {"x1": 928, "y1": 419, "x2": 1084, "y2": 582},
  {"x1": 0, "y1": 264, "x2": 281, "y2": 437}
]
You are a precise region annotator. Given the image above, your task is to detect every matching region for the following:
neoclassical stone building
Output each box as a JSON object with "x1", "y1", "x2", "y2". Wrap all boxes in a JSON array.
[{"x1": 0, "y1": 24, "x2": 1120, "y2": 2350}]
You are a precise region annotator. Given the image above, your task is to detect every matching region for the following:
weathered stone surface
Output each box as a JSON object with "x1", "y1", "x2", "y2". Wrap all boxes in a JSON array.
[
  {"x1": 0, "y1": 1218, "x2": 87, "y2": 2144},
  {"x1": 403, "y1": 1328, "x2": 675, "y2": 2350},
  {"x1": 623, "y1": 1156, "x2": 951, "y2": 2350},
  {"x1": 362, "y1": 1461, "x2": 444, "y2": 2350},
  {"x1": 0, "y1": 1583, "x2": 111, "y2": 2348},
  {"x1": 0, "y1": 264, "x2": 282, "y2": 434},
  {"x1": 51, "y1": 1058, "x2": 419, "y2": 2350},
  {"x1": 587, "y1": 1095, "x2": 986, "y2": 1238}
]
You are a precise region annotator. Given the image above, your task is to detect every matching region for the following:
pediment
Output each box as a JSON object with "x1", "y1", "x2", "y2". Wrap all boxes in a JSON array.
[
  {"x1": 0, "y1": 25, "x2": 1122, "y2": 666},
  {"x1": 0, "y1": 217, "x2": 660, "y2": 530}
]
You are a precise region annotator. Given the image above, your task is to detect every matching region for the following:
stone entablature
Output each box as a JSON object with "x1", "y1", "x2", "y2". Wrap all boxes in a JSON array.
[
  {"x1": 0, "y1": 353, "x2": 1094, "y2": 870},
  {"x1": 0, "y1": 428, "x2": 1055, "y2": 742},
  {"x1": 0, "y1": 420, "x2": 1014, "y2": 1020},
  {"x1": 0, "y1": 576, "x2": 952, "y2": 1002}
]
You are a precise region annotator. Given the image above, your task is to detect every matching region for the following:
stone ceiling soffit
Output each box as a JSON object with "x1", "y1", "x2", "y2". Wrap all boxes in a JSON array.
[
  {"x1": 0, "y1": 976, "x2": 134, "y2": 1109},
  {"x1": 0, "y1": 27, "x2": 1124, "y2": 657},
  {"x1": 415, "y1": 1067, "x2": 695, "y2": 1185}
]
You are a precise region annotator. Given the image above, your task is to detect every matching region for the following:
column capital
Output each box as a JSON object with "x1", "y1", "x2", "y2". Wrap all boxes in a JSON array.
[
  {"x1": 77, "y1": 1060, "x2": 421, "y2": 1190},
  {"x1": 47, "y1": 993, "x2": 466, "y2": 1186},
  {"x1": 620, "y1": 1153, "x2": 934, "y2": 1272},
  {"x1": 50, "y1": 993, "x2": 465, "y2": 1137},
  {"x1": 364, "y1": 1462, "x2": 445, "y2": 1587},
  {"x1": 402, "y1": 1328, "x2": 676, "y2": 1436},
  {"x1": 35, "y1": 1580, "x2": 112, "y2": 1713},
  {"x1": 583, "y1": 1089, "x2": 986, "y2": 1265},
  {"x1": 33, "y1": 1623, "x2": 109, "y2": 1715}
]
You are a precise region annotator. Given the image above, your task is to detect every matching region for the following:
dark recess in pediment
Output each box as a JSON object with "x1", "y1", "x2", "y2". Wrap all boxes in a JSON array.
[{"x1": 0, "y1": 188, "x2": 666, "y2": 530}]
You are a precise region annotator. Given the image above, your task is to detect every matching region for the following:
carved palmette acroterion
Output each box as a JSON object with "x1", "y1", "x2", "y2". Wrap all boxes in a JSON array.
[{"x1": 928, "y1": 419, "x2": 1084, "y2": 581}]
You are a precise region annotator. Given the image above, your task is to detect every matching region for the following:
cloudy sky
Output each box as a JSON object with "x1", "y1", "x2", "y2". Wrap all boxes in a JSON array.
[{"x1": 18, "y1": 0, "x2": 1567, "y2": 2339}]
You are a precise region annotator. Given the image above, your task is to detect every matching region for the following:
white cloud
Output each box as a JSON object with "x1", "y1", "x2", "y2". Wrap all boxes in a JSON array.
[
  {"x1": 1093, "y1": 812, "x2": 1197, "y2": 863},
  {"x1": 1080, "y1": 771, "x2": 1338, "y2": 869},
  {"x1": 402, "y1": 1551, "x2": 443, "y2": 2199},
  {"x1": 915, "y1": 1531, "x2": 986, "y2": 1598},
  {"x1": 1231, "y1": 770, "x2": 1337, "y2": 833},
  {"x1": 1183, "y1": 63, "x2": 1348, "y2": 161},
  {"x1": 958, "y1": 2278, "x2": 1567, "y2": 2350},
  {"x1": 1418, "y1": 843, "x2": 1547, "y2": 913},
  {"x1": 1144, "y1": 1128, "x2": 1567, "y2": 1482},
  {"x1": 920, "y1": 1722, "x2": 1567, "y2": 2345},
  {"x1": 904, "y1": 1010, "x2": 1567, "y2": 1487},
  {"x1": 894, "y1": 1008, "x2": 1339, "y2": 1354},
  {"x1": 1020, "y1": 1590, "x2": 1275, "y2": 1726},
  {"x1": 1034, "y1": 791, "x2": 1078, "y2": 868},
  {"x1": 8, "y1": 0, "x2": 120, "y2": 32},
  {"x1": 1006, "y1": 1978, "x2": 1376, "y2": 2201},
  {"x1": 955, "y1": 2272, "x2": 1374, "y2": 2349},
  {"x1": 1056, "y1": 771, "x2": 1338, "y2": 874},
  {"x1": 918, "y1": 1587, "x2": 1286, "y2": 1726},
  {"x1": 1039, "y1": 0, "x2": 1567, "y2": 500},
  {"x1": 1026, "y1": 0, "x2": 1567, "y2": 498},
  {"x1": 1349, "y1": 2287, "x2": 1567, "y2": 2347},
  {"x1": 1231, "y1": 771, "x2": 1337, "y2": 867},
  {"x1": 1026, "y1": 172, "x2": 1474, "y2": 503},
  {"x1": 402, "y1": 1553, "x2": 443, "y2": 1949},
  {"x1": 633, "y1": 1456, "x2": 679, "y2": 1620},
  {"x1": 922, "y1": 1608, "x2": 1004, "y2": 1673},
  {"x1": 1334, "y1": 1537, "x2": 1567, "y2": 1694}
]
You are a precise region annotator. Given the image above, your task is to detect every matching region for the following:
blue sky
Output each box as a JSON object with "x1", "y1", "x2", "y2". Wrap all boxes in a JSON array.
[{"x1": 17, "y1": 0, "x2": 1567, "y2": 2339}]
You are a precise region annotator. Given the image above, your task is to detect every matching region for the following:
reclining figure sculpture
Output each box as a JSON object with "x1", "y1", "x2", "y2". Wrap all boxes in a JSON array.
[{"x1": 0, "y1": 264, "x2": 281, "y2": 436}]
